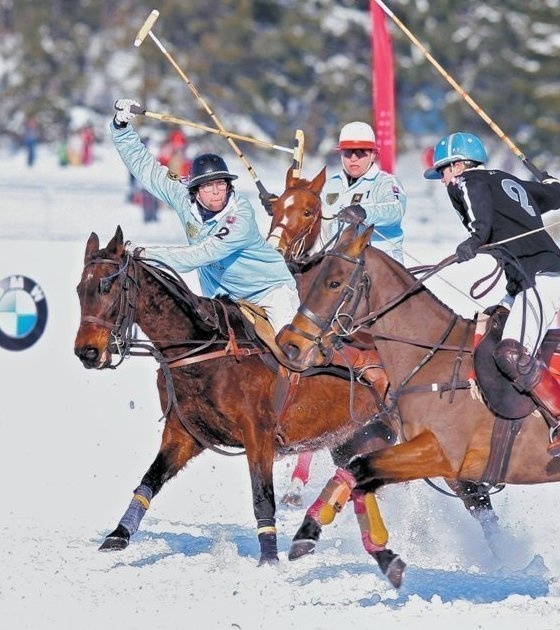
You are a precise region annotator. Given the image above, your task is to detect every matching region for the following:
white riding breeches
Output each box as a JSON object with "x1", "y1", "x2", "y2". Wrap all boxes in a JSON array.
[
  {"x1": 258, "y1": 283, "x2": 300, "y2": 335},
  {"x1": 501, "y1": 272, "x2": 560, "y2": 355}
]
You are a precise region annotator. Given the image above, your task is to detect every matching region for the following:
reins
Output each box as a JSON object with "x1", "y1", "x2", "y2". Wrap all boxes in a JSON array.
[{"x1": 84, "y1": 253, "x2": 270, "y2": 457}]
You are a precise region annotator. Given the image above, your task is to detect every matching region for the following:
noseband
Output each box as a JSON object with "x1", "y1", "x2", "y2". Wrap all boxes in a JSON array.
[
  {"x1": 80, "y1": 256, "x2": 138, "y2": 366},
  {"x1": 284, "y1": 250, "x2": 370, "y2": 355}
]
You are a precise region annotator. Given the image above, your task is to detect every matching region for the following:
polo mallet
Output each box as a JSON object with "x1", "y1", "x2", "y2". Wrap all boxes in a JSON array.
[
  {"x1": 373, "y1": 0, "x2": 547, "y2": 181},
  {"x1": 291, "y1": 129, "x2": 305, "y2": 178},
  {"x1": 128, "y1": 105, "x2": 294, "y2": 154},
  {"x1": 133, "y1": 9, "x2": 290, "y2": 209}
]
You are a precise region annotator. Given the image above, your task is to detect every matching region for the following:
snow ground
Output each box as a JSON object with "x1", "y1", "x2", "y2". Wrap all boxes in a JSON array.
[{"x1": 1, "y1": 138, "x2": 560, "y2": 629}]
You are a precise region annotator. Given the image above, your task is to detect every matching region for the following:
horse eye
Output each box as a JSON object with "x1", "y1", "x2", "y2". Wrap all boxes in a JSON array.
[
  {"x1": 328, "y1": 280, "x2": 341, "y2": 290},
  {"x1": 99, "y1": 279, "x2": 111, "y2": 294},
  {"x1": 304, "y1": 210, "x2": 311, "y2": 217}
]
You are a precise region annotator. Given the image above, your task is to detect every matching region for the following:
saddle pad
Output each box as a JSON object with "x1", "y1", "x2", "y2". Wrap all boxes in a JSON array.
[
  {"x1": 473, "y1": 306, "x2": 536, "y2": 419},
  {"x1": 237, "y1": 300, "x2": 291, "y2": 365}
]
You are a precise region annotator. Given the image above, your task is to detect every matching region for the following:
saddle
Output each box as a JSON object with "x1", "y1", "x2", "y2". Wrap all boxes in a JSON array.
[
  {"x1": 474, "y1": 305, "x2": 560, "y2": 420},
  {"x1": 237, "y1": 299, "x2": 289, "y2": 364},
  {"x1": 237, "y1": 299, "x2": 381, "y2": 423}
]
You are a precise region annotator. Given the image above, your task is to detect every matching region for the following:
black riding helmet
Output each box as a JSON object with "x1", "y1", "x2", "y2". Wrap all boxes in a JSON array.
[{"x1": 186, "y1": 153, "x2": 238, "y2": 191}]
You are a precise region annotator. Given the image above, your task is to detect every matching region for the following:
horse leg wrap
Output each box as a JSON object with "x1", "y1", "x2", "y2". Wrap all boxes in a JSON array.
[
  {"x1": 291, "y1": 451, "x2": 313, "y2": 485},
  {"x1": 118, "y1": 484, "x2": 153, "y2": 536},
  {"x1": 352, "y1": 489, "x2": 388, "y2": 552},
  {"x1": 306, "y1": 468, "x2": 357, "y2": 526},
  {"x1": 257, "y1": 519, "x2": 278, "y2": 563}
]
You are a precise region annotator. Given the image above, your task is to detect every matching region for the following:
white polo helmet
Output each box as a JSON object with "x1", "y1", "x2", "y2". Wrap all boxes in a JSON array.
[{"x1": 337, "y1": 121, "x2": 378, "y2": 151}]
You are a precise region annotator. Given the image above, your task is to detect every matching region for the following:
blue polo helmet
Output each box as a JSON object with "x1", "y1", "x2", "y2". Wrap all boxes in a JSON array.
[{"x1": 423, "y1": 132, "x2": 488, "y2": 179}]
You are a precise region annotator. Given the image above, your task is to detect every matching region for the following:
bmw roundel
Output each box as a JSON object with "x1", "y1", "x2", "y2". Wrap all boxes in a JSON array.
[{"x1": 0, "y1": 275, "x2": 48, "y2": 351}]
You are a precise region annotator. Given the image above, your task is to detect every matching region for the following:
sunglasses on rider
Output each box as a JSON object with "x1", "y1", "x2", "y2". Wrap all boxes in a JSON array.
[{"x1": 341, "y1": 148, "x2": 372, "y2": 159}]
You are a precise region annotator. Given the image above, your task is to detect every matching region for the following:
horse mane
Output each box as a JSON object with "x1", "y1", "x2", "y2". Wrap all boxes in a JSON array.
[
  {"x1": 137, "y1": 258, "x2": 249, "y2": 338},
  {"x1": 368, "y1": 246, "x2": 474, "y2": 326}
]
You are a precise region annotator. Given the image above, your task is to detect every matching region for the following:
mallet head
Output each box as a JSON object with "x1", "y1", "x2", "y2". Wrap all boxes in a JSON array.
[{"x1": 134, "y1": 9, "x2": 159, "y2": 47}]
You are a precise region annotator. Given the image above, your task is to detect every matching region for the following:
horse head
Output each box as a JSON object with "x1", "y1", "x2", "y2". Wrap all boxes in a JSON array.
[
  {"x1": 74, "y1": 225, "x2": 133, "y2": 369},
  {"x1": 277, "y1": 224, "x2": 374, "y2": 370},
  {"x1": 266, "y1": 165, "x2": 326, "y2": 262}
]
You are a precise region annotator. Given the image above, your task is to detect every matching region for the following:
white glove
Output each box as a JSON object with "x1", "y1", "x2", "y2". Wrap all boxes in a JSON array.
[
  {"x1": 124, "y1": 240, "x2": 145, "y2": 258},
  {"x1": 541, "y1": 170, "x2": 560, "y2": 184},
  {"x1": 114, "y1": 99, "x2": 140, "y2": 126}
]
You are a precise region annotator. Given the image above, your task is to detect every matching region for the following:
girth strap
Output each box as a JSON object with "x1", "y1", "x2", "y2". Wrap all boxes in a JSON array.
[{"x1": 482, "y1": 416, "x2": 523, "y2": 484}]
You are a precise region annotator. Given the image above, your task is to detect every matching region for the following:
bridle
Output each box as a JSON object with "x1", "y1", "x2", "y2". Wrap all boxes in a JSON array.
[
  {"x1": 282, "y1": 249, "x2": 371, "y2": 360},
  {"x1": 80, "y1": 255, "x2": 139, "y2": 367},
  {"x1": 266, "y1": 187, "x2": 323, "y2": 262}
]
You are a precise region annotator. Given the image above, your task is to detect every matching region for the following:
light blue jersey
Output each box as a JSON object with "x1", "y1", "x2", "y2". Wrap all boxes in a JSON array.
[
  {"x1": 111, "y1": 124, "x2": 296, "y2": 308},
  {"x1": 312, "y1": 162, "x2": 407, "y2": 262}
]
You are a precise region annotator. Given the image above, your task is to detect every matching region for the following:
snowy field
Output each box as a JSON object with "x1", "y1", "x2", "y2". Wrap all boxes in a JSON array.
[{"x1": 2, "y1": 137, "x2": 560, "y2": 629}]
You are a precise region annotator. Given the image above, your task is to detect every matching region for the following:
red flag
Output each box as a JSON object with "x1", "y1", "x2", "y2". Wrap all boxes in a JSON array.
[{"x1": 370, "y1": 1, "x2": 396, "y2": 173}]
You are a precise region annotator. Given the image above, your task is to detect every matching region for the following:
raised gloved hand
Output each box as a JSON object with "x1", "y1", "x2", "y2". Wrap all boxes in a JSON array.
[
  {"x1": 114, "y1": 99, "x2": 140, "y2": 127},
  {"x1": 455, "y1": 237, "x2": 478, "y2": 263},
  {"x1": 260, "y1": 191, "x2": 278, "y2": 216},
  {"x1": 124, "y1": 240, "x2": 145, "y2": 258},
  {"x1": 337, "y1": 204, "x2": 367, "y2": 225}
]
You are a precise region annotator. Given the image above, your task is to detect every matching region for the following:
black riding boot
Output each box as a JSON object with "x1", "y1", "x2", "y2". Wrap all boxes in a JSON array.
[{"x1": 494, "y1": 338, "x2": 560, "y2": 457}]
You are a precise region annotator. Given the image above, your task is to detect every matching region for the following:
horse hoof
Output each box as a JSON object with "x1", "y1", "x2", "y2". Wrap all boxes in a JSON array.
[
  {"x1": 280, "y1": 491, "x2": 303, "y2": 507},
  {"x1": 371, "y1": 549, "x2": 406, "y2": 589},
  {"x1": 288, "y1": 539, "x2": 316, "y2": 561},
  {"x1": 281, "y1": 478, "x2": 304, "y2": 507},
  {"x1": 98, "y1": 525, "x2": 130, "y2": 552},
  {"x1": 99, "y1": 535, "x2": 129, "y2": 552},
  {"x1": 258, "y1": 555, "x2": 280, "y2": 566}
]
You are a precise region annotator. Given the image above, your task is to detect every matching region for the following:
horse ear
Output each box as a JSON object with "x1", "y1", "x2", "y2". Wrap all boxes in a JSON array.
[
  {"x1": 84, "y1": 232, "x2": 99, "y2": 263},
  {"x1": 310, "y1": 167, "x2": 327, "y2": 194},
  {"x1": 115, "y1": 225, "x2": 124, "y2": 246},
  {"x1": 338, "y1": 225, "x2": 374, "y2": 257},
  {"x1": 357, "y1": 225, "x2": 375, "y2": 253},
  {"x1": 285, "y1": 165, "x2": 298, "y2": 188},
  {"x1": 107, "y1": 225, "x2": 124, "y2": 254}
]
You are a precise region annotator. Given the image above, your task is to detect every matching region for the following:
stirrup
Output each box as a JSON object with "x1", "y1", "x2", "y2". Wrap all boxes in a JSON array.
[{"x1": 548, "y1": 425, "x2": 560, "y2": 458}]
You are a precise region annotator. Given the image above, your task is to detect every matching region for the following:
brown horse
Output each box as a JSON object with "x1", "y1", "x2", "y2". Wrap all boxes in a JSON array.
[
  {"x1": 276, "y1": 226, "x2": 560, "y2": 517},
  {"x1": 267, "y1": 169, "x2": 500, "y2": 546},
  {"x1": 74, "y1": 225, "x2": 404, "y2": 575},
  {"x1": 266, "y1": 165, "x2": 326, "y2": 263}
]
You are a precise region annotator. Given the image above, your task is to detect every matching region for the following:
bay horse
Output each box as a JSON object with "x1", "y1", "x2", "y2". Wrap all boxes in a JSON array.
[
  {"x1": 267, "y1": 168, "x2": 500, "y2": 542},
  {"x1": 74, "y1": 225, "x2": 404, "y2": 580},
  {"x1": 276, "y1": 225, "x2": 560, "y2": 558}
]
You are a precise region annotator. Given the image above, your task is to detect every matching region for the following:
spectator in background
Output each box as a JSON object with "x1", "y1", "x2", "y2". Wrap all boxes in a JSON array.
[
  {"x1": 158, "y1": 129, "x2": 191, "y2": 179},
  {"x1": 80, "y1": 123, "x2": 95, "y2": 165},
  {"x1": 23, "y1": 117, "x2": 38, "y2": 167}
]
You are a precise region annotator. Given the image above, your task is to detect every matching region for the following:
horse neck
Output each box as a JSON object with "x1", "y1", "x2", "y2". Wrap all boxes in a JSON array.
[
  {"x1": 133, "y1": 264, "x2": 244, "y2": 350},
  {"x1": 134, "y1": 265, "x2": 203, "y2": 345},
  {"x1": 366, "y1": 249, "x2": 472, "y2": 373}
]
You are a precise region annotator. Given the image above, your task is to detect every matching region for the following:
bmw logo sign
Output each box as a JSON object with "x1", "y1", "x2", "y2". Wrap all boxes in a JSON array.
[{"x1": 0, "y1": 275, "x2": 48, "y2": 351}]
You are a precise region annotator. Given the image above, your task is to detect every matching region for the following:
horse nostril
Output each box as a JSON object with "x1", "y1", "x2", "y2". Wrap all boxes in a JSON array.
[
  {"x1": 75, "y1": 346, "x2": 99, "y2": 364},
  {"x1": 283, "y1": 343, "x2": 301, "y2": 361}
]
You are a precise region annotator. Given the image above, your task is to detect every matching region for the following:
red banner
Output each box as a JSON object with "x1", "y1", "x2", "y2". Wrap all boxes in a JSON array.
[{"x1": 370, "y1": 0, "x2": 396, "y2": 173}]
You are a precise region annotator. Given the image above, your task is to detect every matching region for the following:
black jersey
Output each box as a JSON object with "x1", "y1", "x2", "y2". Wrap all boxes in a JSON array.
[{"x1": 448, "y1": 168, "x2": 560, "y2": 295}]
